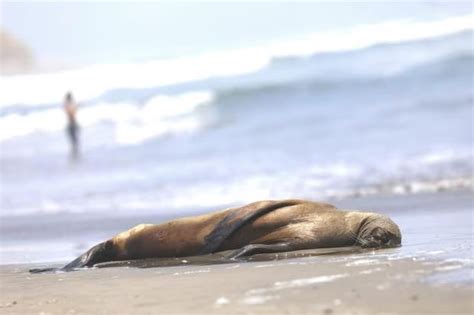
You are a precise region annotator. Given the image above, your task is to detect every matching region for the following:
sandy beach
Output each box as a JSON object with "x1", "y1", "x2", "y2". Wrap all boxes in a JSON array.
[
  {"x1": 1, "y1": 190, "x2": 472, "y2": 315},
  {"x1": 2, "y1": 4, "x2": 473, "y2": 315},
  {"x1": 0, "y1": 252, "x2": 472, "y2": 315}
]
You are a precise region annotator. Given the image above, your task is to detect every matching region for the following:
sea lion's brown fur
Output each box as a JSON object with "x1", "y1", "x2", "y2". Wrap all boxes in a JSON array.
[{"x1": 30, "y1": 199, "x2": 401, "y2": 273}]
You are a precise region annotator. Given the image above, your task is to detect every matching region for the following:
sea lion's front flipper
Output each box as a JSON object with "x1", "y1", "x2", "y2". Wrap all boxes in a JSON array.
[
  {"x1": 200, "y1": 200, "x2": 304, "y2": 255},
  {"x1": 227, "y1": 243, "x2": 292, "y2": 260}
]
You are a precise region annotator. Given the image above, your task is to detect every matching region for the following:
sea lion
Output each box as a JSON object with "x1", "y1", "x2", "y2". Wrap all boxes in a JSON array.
[{"x1": 30, "y1": 199, "x2": 401, "y2": 273}]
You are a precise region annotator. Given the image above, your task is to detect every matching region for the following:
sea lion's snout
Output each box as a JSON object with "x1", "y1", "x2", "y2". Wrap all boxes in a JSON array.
[
  {"x1": 358, "y1": 215, "x2": 401, "y2": 248},
  {"x1": 361, "y1": 227, "x2": 400, "y2": 248}
]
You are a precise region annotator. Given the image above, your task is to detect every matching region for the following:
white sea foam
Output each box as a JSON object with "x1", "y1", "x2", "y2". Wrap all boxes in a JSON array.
[
  {"x1": 246, "y1": 273, "x2": 349, "y2": 296},
  {"x1": 0, "y1": 49, "x2": 269, "y2": 108},
  {"x1": 272, "y1": 274, "x2": 349, "y2": 289},
  {"x1": 416, "y1": 150, "x2": 460, "y2": 165},
  {"x1": 1, "y1": 174, "x2": 471, "y2": 219},
  {"x1": 172, "y1": 268, "x2": 211, "y2": 276},
  {"x1": 0, "y1": 15, "x2": 471, "y2": 108},
  {"x1": 142, "y1": 174, "x2": 473, "y2": 213},
  {"x1": 214, "y1": 297, "x2": 231, "y2": 307},
  {"x1": 435, "y1": 265, "x2": 464, "y2": 272},
  {"x1": 115, "y1": 91, "x2": 214, "y2": 144},
  {"x1": 269, "y1": 14, "x2": 473, "y2": 58},
  {"x1": 0, "y1": 90, "x2": 214, "y2": 143},
  {"x1": 345, "y1": 259, "x2": 382, "y2": 267},
  {"x1": 241, "y1": 295, "x2": 277, "y2": 305},
  {"x1": 0, "y1": 108, "x2": 64, "y2": 141},
  {"x1": 254, "y1": 264, "x2": 278, "y2": 269},
  {"x1": 359, "y1": 267, "x2": 383, "y2": 275},
  {"x1": 309, "y1": 163, "x2": 362, "y2": 178}
]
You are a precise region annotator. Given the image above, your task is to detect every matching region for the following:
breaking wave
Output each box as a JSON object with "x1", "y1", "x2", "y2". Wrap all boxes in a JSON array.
[
  {"x1": 1, "y1": 14, "x2": 471, "y2": 108},
  {"x1": 0, "y1": 90, "x2": 215, "y2": 144}
]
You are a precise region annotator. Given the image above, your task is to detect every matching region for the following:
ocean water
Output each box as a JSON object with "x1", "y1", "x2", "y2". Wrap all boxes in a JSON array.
[{"x1": 0, "y1": 10, "x2": 473, "y2": 263}]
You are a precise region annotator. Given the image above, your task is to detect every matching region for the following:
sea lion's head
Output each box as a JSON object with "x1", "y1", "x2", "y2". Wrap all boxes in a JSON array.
[{"x1": 357, "y1": 214, "x2": 401, "y2": 248}]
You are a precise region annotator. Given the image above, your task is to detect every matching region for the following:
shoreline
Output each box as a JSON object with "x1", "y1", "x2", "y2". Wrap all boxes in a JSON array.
[
  {"x1": 2, "y1": 189, "x2": 472, "y2": 266},
  {"x1": 0, "y1": 189, "x2": 473, "y2": 314}
]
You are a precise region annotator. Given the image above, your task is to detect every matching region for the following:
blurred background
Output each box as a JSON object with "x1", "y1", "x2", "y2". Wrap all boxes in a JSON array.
[{"x1": 0, "y1": 1, "x2": 472, "y2": 263}]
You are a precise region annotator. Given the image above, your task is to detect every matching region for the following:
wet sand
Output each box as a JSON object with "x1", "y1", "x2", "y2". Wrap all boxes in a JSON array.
[
  {"x1": 0, "y1": 253, "x2": 472, "y2": 315},
  {"x1": 1, "y1": 190, "x2": 473, "y2": 314}
]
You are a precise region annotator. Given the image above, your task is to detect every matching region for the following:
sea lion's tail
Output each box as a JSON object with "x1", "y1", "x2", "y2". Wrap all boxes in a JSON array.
[{"x1": 199, "y1": 199, "x2": 305, "y2": 255}]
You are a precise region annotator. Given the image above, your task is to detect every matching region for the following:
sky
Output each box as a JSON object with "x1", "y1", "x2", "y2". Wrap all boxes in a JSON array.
[{"x1": 1, "y1": 1, "x2": 472, "y2": 68}]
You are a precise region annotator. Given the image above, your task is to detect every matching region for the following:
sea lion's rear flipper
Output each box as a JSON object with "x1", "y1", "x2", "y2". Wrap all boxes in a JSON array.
[
  {"x1": 227, "y1": 243, "x2": 292, "y2": 260},
  {"x1": 199, "y1": 200, "x2": 304, "y2": 255},
  {"x1": 29, "y1": 241, "x2": 116, "y2": 274}
]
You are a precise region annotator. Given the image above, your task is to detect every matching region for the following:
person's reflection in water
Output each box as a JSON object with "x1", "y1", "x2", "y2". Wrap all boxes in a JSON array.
[{"x1": 63, "y1": 92, "x2": 80, "y2": 160}]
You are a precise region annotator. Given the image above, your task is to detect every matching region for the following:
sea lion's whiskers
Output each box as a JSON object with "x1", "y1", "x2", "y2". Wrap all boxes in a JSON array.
[{"x1": 350, "y1": 231, "x2": 367, "y2": 246}]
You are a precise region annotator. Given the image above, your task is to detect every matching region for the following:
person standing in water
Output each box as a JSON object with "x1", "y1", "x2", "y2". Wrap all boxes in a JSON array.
[{"x1": 64, "y1": 92, "x2": 80, "y2": 160}]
